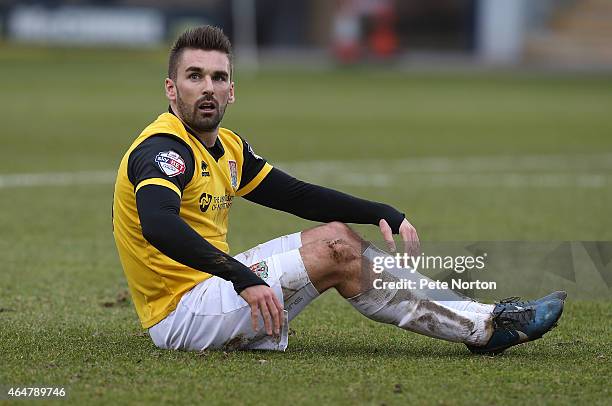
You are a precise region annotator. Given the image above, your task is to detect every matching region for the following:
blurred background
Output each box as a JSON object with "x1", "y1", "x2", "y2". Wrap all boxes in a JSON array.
[{"x1": 1, "y1": 0, "x2": 611, "y2": 68}]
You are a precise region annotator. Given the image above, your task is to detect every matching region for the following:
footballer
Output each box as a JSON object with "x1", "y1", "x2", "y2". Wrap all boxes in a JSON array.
[{"x1": 112, "y1": 26, "x2": 565, "y2": 354}]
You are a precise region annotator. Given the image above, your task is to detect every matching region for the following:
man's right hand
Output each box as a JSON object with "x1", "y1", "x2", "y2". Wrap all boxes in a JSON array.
[{"x1": 239, "y1": 285, "x2": 284, "y2": 336}]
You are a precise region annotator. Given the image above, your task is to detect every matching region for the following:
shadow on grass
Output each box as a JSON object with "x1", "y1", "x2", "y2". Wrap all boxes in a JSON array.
[
  {"x1": 47, "y1": 323, "x2": 594, "y2": 365},
  {"x1": 110, "y1": 330, "x2": 586, "y2": 362},
  {"x1": 278, "y1": 338, "x2": 471, "y2": 359}
]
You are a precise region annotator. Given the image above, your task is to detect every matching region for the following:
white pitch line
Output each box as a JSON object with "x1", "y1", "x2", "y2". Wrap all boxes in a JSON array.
[
  {"x1": 1, "y1": 154, "x2": 611, "y2": 189},
  {"x1": 326, "y1": 172, "x2": 610, "y2": 189},
  {"x1": 0, "y1": 170, "x2": 116, "y2": 188},
  {"x1": 280, "y1": 153, "x2": 612, "y2": 174}
]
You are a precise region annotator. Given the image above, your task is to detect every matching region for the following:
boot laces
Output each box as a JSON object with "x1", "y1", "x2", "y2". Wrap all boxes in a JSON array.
[{"x1": 492, "y1": 297, "x2": 535, "y2": 330}]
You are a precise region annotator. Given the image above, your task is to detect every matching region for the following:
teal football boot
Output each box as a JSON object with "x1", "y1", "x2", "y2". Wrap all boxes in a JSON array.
[{"x1": 467, "y1": 292, "x2": 566, "y2": 355}]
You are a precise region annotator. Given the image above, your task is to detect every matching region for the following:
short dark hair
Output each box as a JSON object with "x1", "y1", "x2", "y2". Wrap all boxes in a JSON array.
[{"x1": 168, "y1": 25, "x2": 233, "y2": 81}]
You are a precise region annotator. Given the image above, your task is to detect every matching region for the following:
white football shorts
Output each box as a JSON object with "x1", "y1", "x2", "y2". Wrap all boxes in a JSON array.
[{"x1": 148, "y1": 232, "x2": 320, "y2": 352}]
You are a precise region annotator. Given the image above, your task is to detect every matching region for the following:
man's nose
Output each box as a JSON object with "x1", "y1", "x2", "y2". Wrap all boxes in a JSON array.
[{"x1": 202, "y1": 75, "x2": 214, "y2": 93}]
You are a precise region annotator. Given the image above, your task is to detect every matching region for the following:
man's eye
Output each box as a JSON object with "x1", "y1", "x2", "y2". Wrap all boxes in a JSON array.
[
  {"x1": 213, "y1": 75, "x2": 226, "y2": 82},
  {"x1": 189, "y1": 73, "x2": 201, "y2": 80}
]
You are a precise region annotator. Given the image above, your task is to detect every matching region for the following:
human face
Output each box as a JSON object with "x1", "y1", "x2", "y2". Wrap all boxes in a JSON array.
[{"x1": 165, "y1": 49, "x2": 235, "y2": 135}]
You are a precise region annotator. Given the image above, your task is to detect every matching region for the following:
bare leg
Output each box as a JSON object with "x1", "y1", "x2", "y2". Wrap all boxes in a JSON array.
[{"x1": 300, "y1": 222, "x2": 369, "y2": 297}]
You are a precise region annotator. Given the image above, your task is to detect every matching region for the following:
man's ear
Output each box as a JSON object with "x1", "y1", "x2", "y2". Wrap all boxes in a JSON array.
[
  {"x1": 228, "y1": 82, "x2": 235, "y2": 104},
  {"x1": 165, "y1": 78, "x2": 176, "y2": 101}
]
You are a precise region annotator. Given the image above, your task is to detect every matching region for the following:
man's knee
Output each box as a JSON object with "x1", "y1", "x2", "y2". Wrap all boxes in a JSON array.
[
  {"x1": 318, "y1": 238, "x2": 363, "y2": 294},
  {"x1": 300, "y1": 238, "x2": 363, "y2": 294},
  {"x1": 301, "y1": 238, "x2": 360, "y2": 272},
  {"x1": 302, "y1": 221, "x2": 363, "y2": 248},
  {"x1": 322, "y1": 221, "x2": 361, "y2": 244},
  {"x1": 324, "y1": 238, "x2": 360, "y2": 265}
]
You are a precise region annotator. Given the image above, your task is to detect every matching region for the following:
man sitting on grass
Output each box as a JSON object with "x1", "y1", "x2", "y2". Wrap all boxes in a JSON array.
[{"x1": 112, "y1": 25, "x2": 565, "y2": 354}]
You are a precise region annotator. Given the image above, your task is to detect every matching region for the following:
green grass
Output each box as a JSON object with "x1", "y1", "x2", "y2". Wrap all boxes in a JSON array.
[{"x1": 0, "y1": 46, "x2": 611, "y2": 405}]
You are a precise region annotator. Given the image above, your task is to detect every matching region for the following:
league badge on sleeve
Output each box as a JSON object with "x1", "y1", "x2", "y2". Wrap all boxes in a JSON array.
[
  {"x1": 155, "y1": 151, "x2": 186, "y2": 177},
  {"x1": 228, "y1": 160, "x2": 238, "y2": 189}
]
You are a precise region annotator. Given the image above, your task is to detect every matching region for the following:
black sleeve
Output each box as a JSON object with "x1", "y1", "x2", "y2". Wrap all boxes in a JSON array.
[
  {"x1": 128, "y1": 134, "x2": 195, "y2": 192},
  {"x1": 237, "y1": 135, "x2": 268, "y2": 190},
  {"x1": 243, "y1": 168, "x2": 406, "y2": 233},
  {"x1": 136, "y1": 184, "x2": 268, "y2": 294}
]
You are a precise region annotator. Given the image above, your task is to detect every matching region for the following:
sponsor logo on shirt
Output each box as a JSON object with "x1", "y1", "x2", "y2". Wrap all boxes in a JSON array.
[
  {"x1": 199, "y1": 193, "x2": 213, "y2": 212},
  {"x1": 155, "y1": 151, "x2": 185, "y2": 177},
  {"x1": 199, "y1": 193, "x2": 233, "y2": 212}
]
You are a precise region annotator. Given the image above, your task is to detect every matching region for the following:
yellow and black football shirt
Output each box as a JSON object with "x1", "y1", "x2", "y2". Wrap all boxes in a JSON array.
[{"x1": 113, "y1": 110, "x2": 272, "y2": 328}]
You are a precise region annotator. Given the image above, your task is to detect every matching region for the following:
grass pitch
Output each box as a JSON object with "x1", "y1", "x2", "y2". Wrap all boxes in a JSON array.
[{"x1": 0, "y1": 46, "x2": 611, "y2": 405}]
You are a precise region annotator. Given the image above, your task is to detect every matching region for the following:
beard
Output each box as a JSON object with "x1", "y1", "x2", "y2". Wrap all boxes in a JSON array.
[{"x1": 175, "y1": 90, "x2": 227, "y2": 133}]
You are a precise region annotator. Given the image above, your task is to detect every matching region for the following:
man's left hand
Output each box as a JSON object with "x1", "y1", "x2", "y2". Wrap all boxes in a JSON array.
[{"x1": 379, "y1": 218, "x2": 420, "y2": 256}]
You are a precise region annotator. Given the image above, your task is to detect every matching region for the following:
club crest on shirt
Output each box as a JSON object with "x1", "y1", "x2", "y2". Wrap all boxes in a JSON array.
[
  {"x1": 155, "y1": 151, "x2": 186, "y2": 177},
  {"x1": 249, "y1": 261, "x2": 269, "y2": 279},
  {"x1": 228, "y1": 160, "x2": 238, "y2": 189}
]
